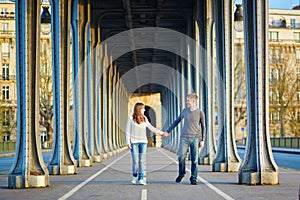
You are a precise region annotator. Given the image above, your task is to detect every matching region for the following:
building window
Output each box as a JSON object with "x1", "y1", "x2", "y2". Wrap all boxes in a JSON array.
[
  {"x1": 269, "y1": 31, "x2": 279, "y2": 41},
  {"x1": 270, "y1": 69, "x2": 279, "y2": 84},
  {"x1": 291, "y1": 19, "x2": 296, "y2": 28},
  {"x1": 297, "y1": 92, "x2": 300, "y2": 102},
  {"x1": 2, "y1": 86, "x2": 9, "y2": 99},
  {"x1": 270, "y1": 111, "x2": 279, "y2": 123},
  {"x1": 1, "y1": 43, "x2": 10, "y2": 58},
  {"x1": 275, "y1": 49, "x2": 281, "y2": 63},
  {"x1": 41, "y1": 132, "x2": 48, "y2": 142},
  {"x1": 269, "y1": 49, "x2": 274, "y2": 63},
  {"x1": 2, "y1": 63, "x2": 9, "y2": 80},
  {"x1": 270, "y1": 89, "x2": 278, "y2": 104},
  {"x1": 297, "y1": 68, "x2": 300, "y2": 80},
  {"x1": 295, "y1": 32, "x2": 300, "y2": 42},
  {"x1": 3, "y1": 110, "x2": 10, "y2": 126},
  {"x1": 296, "y1": 50, "x2": 300, "y2": 63},
  {"x1": 3, "y1": 132, "x2": 10, "y2": 141},
  {"x1": 1, "y1": 23, "x2": 8, "y2": 31},
  {"x1": 0, "y1": 8, "x2": 8, "y2": 18}
]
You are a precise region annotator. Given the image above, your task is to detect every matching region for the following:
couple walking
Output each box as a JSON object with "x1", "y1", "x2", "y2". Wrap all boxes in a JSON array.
[{"x1": 125, "y1": 93, "x2": 206, "y2": 185}]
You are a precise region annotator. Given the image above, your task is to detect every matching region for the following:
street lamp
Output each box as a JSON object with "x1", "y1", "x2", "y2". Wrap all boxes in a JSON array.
[
  {"x1": 234, "y1": 4, "x2": 243, "y2": 32},
  {"x1": 41, "y1": 6, "x2": 51, "y2": 35}
]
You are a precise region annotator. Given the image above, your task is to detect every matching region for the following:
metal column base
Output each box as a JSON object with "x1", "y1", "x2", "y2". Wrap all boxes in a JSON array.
[
  {"x1": 81, "y1": 159, "x2": 92, "y2": 167},
  {"x1": 199, "y1": 156, "x2": 213, "y2": 165},
  {"x1": 48, "y1": 165, "x2": 77, "y2": 175},
  {"x1": 239, "y1": 171, "x2": 279, "y2": 185},
  {"x1": 102, "y1": 153, "x2": 108, "y2": 160},
  {"x1": 93, "y1": 155, "x2": 101, "y2": 163},
  {"x1": 212, "y1": 162, "x2": 241, "y2": 172},
  {"x1": 8, "y1": 175, "x2": 50, "y2": 189}
]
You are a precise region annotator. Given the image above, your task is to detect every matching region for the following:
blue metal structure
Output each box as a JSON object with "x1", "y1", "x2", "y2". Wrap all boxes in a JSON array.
[{"x1": 8, "y1": 0, "x2": 278, "y2": 188}]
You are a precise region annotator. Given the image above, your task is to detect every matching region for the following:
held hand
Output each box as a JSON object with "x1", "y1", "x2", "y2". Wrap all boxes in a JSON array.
[
  {"x1": 199, "y1": 140, "x2": 204, "y2": 148},
  {"x1": 127, "y1": 143, "x2": 132, "y2": 149},
  {"x1": 162, "y1": 132, "x2": 169, "y2": 138}
]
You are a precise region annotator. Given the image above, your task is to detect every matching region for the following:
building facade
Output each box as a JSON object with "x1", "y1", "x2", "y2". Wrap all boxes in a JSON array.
[
  {"x1": 0, "y1": 1, "x2": 16, "y2": 142},
  {"x1": 234, "y1": 7, "x2": 300, "y2": 140},
  {"x1": 0, "y1": 1, "x2": 299, "y2": 143},
  {"x1": 0, "y1": 1, "x2": 52, "y2": 143}
]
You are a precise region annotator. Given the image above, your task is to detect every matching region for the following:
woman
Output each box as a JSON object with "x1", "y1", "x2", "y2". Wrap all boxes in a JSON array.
[{"x1": 125, "y1": 102, "x2": 168, "y2": 185}]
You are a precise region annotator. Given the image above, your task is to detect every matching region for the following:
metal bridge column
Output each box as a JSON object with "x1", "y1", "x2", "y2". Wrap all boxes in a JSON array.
[
  {"x1": 47, "y1": 0, "x2": 77, "y2": 175},
  {"x1": 8, "y1": 0, "x2": 50, "y2": 188},
  {"x1": 197, "y1": 0, "x2": 217, "y2": 165},
  {"x1": 112, "y1": 65, "x2": 119, "y2": 153},
  {"x1": 174, "y1": 61, "x2": 181, "y2": 152},
  {"x1": 71, "y1": 0, "x2": 83, "y2": 167},
  {"x1": 212, "y1": 0, "x2": 242, "y2": 172},
  {"x1": 73, "y1": 0, "x2": 92, "y2": 167},
  {"x1": 120, "y1": 82, "x2": 128, "y2": 148},
  {"x1": 162, "y1": 91, "x2": 170, "y2": 150},
  {"x1": 102, "y1": 47, "x2": 112, "y2": 157},
  {"x1": 239, "y1": 0, "x2": 279, "y2": 185},
  {"x1": 95, "y1": 44, "x2": 104, "y2": 160},
  {"x1": 107, "y1": 63, "x2": 116, "y2": 155},
  {"x1": 90, "y1": 27, "x2": 101, "y2": 162},
  {"x1": 170, "y1": 76, "x2": 177, "y2": 152}
]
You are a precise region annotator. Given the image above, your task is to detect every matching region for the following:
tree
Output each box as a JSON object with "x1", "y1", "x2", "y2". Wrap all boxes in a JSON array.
[
  {"x1": 234, "y1": 42, "x2": 247, "y2": 126},
  {"x1": 0, "y1": 108, "x2": 17, "y2": 141},
  {"x1": 269, "y1": 47, "x2": 300, "y2": 137},
  {"x1": 39, "y1": 39, "x2": 53, "y2": 143}
]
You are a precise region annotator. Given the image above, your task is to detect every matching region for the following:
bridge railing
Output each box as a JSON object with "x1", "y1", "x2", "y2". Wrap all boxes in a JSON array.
[
  {"x1": 0, "y1": 141, "x2": 16, "y2": 152},
  {"x1": 237, "y1": 137, "x2": 300, "y2": 148},
  {"x1": 271, "y1": 137, "x2": 300, "y2": 148}
]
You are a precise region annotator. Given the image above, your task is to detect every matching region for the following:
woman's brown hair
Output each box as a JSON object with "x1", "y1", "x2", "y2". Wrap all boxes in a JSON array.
[{"x1": 132, "y1": 102, "x2": 146, "y2": 124}]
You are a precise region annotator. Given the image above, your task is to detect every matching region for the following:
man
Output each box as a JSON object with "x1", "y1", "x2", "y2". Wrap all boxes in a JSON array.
[{"x1": 166, "y1": 93, "x2": 206, "y2": 185}]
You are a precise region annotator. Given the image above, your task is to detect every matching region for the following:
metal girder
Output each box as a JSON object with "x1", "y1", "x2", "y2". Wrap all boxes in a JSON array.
[
  {"x1": 47, "y1": 0, "x2": 77, "y2": 175},
  {"x1": 8, "y1": 0, "x2": 49, "y2": 188},
  {"x1": 239, "y1": 0, "x2": 279, "y2": 185}
]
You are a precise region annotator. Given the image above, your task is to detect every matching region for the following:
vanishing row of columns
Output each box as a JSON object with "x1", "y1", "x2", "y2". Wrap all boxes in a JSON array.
[
  {"x1": 163, "y1": 0, "x2": 279, "y2": 185},
  {"x1": 8, "y1": 0, "x2": 279, "y2": 189},
  {"x1": 8, "y1": 0, "x2": 128, "y2": 188}
]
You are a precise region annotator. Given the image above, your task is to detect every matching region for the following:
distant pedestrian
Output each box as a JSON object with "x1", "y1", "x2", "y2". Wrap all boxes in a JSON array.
[
  {"x1": 165, "y1": 93, "x2": 206, "y2": 185},
  {"x1": 126, "y1": 102, "x2": 168, "y2": 185}
]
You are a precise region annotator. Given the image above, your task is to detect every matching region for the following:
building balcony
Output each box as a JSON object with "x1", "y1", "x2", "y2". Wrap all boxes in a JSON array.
[
  {"x1": 1, "y1": 75, "x2": 16, "y2": 81},
  {"x1": 0, "y1": 30, "x2": 15, "y2": 36},
  {"x1": 0, "y1": 99, "x2": 17, "y2": 107},
  {"x1": 0, "y1": 12, "x2": 15, "y2": 20}
]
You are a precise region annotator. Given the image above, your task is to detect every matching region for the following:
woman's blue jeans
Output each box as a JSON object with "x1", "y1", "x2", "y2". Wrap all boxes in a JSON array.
[
  {"x1": 178, "y1": 136, "x2": 199, "y2": 180},
  {"x1": 131, "y1": 143, "x2": 147, "y2": 180}
]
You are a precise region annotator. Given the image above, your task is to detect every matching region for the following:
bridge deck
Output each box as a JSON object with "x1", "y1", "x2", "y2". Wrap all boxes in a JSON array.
[{"x1": 0, "y1": 148, "x2": 299, "y2": 200}]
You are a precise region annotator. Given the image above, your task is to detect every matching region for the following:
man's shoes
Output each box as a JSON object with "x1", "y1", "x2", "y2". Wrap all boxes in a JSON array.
[
  {"x1": 190, "y1": 177, "x2": 197, "y2": 185},
  {"x1": 175, "y1": 174, "x2": 185, "y2": 183},
  {"x1": 138, "y1": 179, "x2": 147, "y2": 185},
  {"x1": 131, "y1": 176, "x2": 138, "y2": 184}
]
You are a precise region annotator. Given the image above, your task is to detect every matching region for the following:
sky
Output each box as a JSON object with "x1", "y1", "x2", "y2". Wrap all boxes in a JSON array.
[{"x1": 235, "y1": 0, "x2": 300, "y2": 9}]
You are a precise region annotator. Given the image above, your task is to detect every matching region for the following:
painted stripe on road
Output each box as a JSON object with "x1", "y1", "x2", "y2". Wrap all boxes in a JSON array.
[
  {"x1": 58, "y1": 151, "x2": 130, "y2": 200},
  {"x1": 158, "y1": 149, "x2": 235, "y2": 200},
  {"x1": 141, "y1": 189, "x2": 147, "y2": 200}
]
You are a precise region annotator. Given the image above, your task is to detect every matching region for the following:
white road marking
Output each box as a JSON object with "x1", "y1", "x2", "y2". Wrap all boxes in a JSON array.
[
  {"x1": 158, "y1": 149, "x2": 235, "y2": 200},
  {"x1": 141, "y1": 189, "x2": 147, "y2": 200},
  {"x1": 58, "y1": 152, "x2": 130, "y2": 200}
]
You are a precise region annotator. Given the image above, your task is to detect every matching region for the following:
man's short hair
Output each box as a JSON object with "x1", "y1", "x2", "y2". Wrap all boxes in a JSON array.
[{"x1": 187, "y1": 93, "x2": 198, "y2": 101}]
